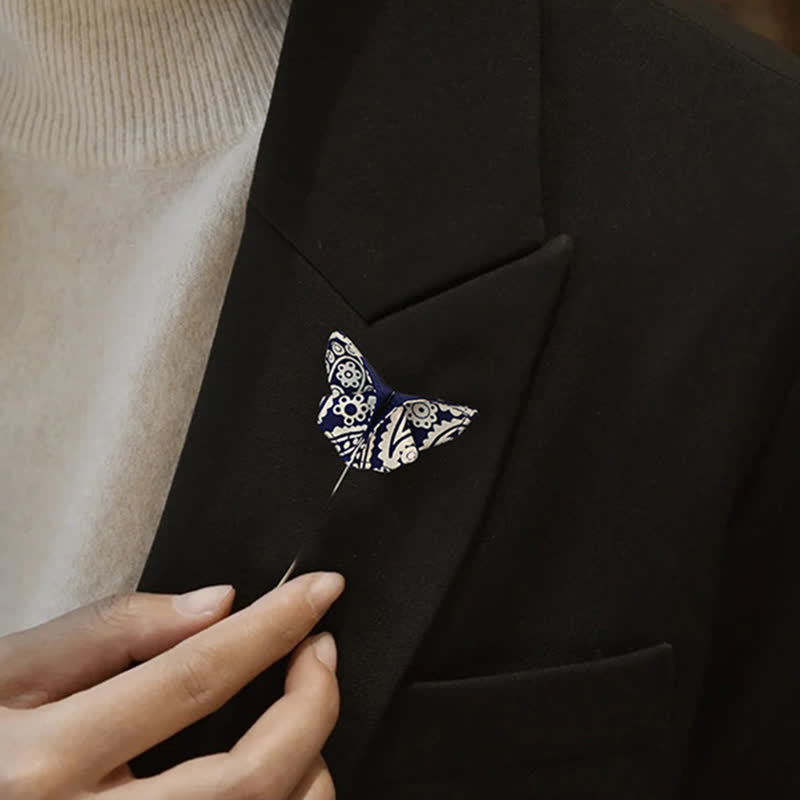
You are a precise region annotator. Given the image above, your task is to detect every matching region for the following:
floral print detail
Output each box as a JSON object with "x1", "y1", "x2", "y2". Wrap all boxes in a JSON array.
[
  {"x1": 335, "y1": 360, "x2": 364, "y2": 390},
  {"x1": 318, "y1": 331, "x2": 478, "y2": 473},
  {"x1": 331, "y1": 392, "x2": 376, "y2": 427},
  {"x1": 406, "y1": 399, "x2": 438, "y2": 429},
  {"x1": 326, "y1": 335, "x2": 369, "y2": 393}
]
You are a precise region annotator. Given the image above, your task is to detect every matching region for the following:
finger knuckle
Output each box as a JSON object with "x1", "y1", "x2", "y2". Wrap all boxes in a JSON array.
[
  {"x1": 244, "y1": 593, "x2": 304, "y2": 658},
  {"x1": 0, "y1": 661, "x2": 49, "y2": 708},
  {"x1": 271, "y1": 590, "x2": 311, "y2": 646},
  {"x1": 173, "y1": 646, "x2": 220, "y2": 711},
  {"x1": 92, "y1": 592, "x2": 137, "y2": 630},
  {"x1": 243, "y1": 610, "x2": 292, "y2": 656}
]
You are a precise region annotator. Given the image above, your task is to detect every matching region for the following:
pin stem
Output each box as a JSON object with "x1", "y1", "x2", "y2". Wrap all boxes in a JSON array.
[{"x1": 276, "y1": 442, "x2": 363, "y2": 587}]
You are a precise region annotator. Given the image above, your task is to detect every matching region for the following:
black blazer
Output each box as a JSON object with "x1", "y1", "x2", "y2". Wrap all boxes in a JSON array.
[{"x1": 133, "y1": 0, "x2": 800, "y2": 797}]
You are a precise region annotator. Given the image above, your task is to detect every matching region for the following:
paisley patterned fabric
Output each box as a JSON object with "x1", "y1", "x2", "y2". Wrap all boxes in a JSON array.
[{"x1": 317, "y1": 331, "x2": 478, "y2": 473}]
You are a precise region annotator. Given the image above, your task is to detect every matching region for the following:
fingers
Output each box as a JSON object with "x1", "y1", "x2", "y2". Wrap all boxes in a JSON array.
[
  {"x1": 0, "y1": 586, "x2": 234, "y2": 708},
  {"x1": 229, "y1": 633, "x2": 340, "y2": 796},
  {"x1": 52, "y1": 572, "x2": 344, "y2": 777},
  {"x1": 104, "y1": 634, "x2": 340, "y2": 800},
  {"x1": 110, "y1": 759, "x2": 336, "y2": 800}
]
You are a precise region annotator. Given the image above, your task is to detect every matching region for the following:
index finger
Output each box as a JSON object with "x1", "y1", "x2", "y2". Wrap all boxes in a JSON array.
[{"x1": 48, "y1": 571, "x2": 344, "y2": 777}]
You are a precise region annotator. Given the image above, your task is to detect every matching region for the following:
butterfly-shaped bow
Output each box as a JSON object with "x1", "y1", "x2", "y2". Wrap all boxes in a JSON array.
[
  {"x1": 317, "y1": 331, "x2": 478, "y2": 485},
  {"x1": 279, "y1": 330, "x2": 479, "y2": 585}
]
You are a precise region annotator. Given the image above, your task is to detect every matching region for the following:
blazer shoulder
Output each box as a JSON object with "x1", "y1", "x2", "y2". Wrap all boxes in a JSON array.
[{"x1": 618, "y1": 0, "x2": 800, "y2": 86}]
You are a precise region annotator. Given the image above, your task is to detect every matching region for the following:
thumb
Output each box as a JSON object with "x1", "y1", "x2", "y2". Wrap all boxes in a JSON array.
[{"x1": 0, "y1": 585, "x2": 234, "y2": 708}]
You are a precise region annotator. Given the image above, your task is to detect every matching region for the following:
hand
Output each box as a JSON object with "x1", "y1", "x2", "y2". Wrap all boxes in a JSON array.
[{"x1": 0, "y1": 571, "x2": 345, "y2": 799}]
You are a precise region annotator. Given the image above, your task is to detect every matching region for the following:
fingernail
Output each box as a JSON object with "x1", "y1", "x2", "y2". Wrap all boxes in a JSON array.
[
  {"x1": 314, "y1": 633, "x2": 338, "y2": 671},
  {"x1": 307, "y1": 572, "x2": 345, "y2": 614},
  {"x1": 173, "y1": 585, "x2": 233, "y2": 617}
]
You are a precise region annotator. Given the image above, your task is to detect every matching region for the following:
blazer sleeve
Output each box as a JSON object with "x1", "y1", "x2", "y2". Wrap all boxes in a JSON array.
[{"x1": 681, "y1": 372, "x2": 800, "y2": 797}]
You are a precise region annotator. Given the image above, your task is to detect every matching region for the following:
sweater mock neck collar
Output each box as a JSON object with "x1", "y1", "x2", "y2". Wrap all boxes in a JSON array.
[{"x1": 0, "y1": 0, "x2": 291, "y2": 165}]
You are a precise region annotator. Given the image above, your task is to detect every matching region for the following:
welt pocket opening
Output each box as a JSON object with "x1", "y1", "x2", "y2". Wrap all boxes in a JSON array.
[{"x1": 364, "y1": 643, "x2": 674, "y2": 782}]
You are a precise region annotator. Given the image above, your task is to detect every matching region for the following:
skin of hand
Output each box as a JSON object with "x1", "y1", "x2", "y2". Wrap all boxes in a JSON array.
[{"x1": 0, "y1": 571, "x2": 345, "y2": 800}]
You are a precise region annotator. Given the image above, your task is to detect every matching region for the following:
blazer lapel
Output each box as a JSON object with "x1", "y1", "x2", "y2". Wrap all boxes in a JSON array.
[
  {"x1": 136, "y1": 0, "x2": 567, "y2": 792},
  {"x1": 306, "y1": 236, "x2": 573, "y2": 791}
]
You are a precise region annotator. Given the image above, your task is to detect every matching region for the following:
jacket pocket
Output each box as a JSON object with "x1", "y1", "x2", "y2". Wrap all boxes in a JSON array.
[{"x1": 359, "y1": 643, "x2": 674, "y2": 799}]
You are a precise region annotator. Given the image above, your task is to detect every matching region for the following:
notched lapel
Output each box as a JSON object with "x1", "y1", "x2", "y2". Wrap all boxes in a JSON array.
[
  {"x1": 302, "y1": 235, "x2": 574, "y2": 791},
  {"x1": 252, "y1": 0, "x2": 546, "y2": 320}
]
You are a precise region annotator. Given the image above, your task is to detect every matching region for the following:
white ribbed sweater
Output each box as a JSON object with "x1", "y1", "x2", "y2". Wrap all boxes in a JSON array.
[{"x1": 0, "y1": 0, "x2": 291, "y2": 635}]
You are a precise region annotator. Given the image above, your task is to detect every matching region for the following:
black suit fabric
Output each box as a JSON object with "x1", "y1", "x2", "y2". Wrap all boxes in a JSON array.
[{"x1": 134, "y1": 1, "x2": 800, "y2": 797}]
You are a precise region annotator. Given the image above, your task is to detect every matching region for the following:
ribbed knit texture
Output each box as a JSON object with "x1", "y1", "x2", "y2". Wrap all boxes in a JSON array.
[
  {"x1": 0, "y1": 0, "x2": 291, "y2": 635},
  {"x1": 0, "y1": 0, "x2": 289, "y2": 164}
]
